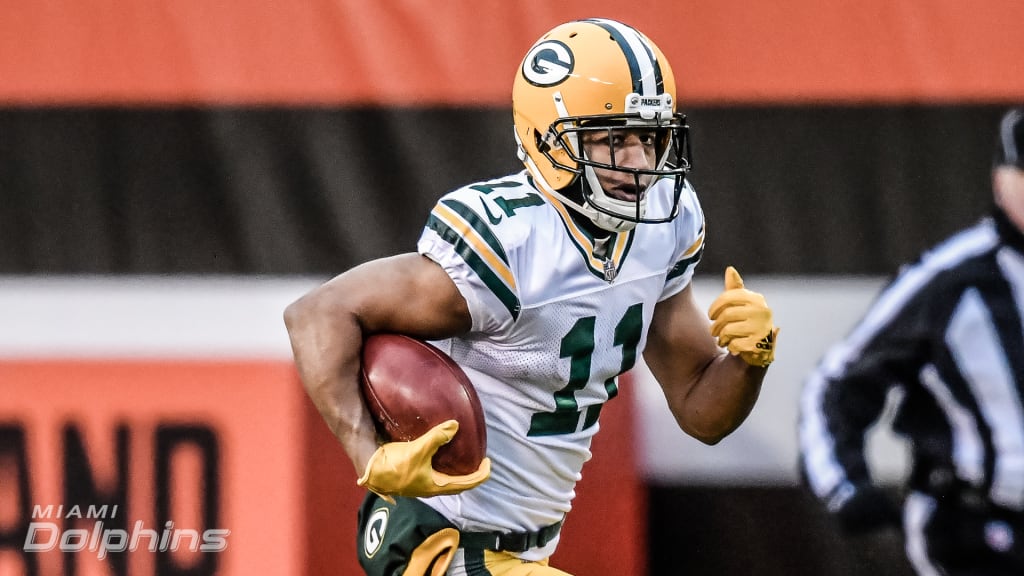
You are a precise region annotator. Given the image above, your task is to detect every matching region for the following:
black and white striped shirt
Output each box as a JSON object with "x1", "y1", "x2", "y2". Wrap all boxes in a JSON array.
[{"x1": 800, "y1": 207, "x2": 1024, "y2": 514}]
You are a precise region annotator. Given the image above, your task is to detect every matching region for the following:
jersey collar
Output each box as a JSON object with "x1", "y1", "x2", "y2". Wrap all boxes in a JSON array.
[{"x1": 530, "y1": 177, "x2": 636, "y2": 281}]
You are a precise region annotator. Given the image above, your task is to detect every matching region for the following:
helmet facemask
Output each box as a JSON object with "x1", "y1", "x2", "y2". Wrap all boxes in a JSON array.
[{"x1": 537, "y1": 101, "x2": 692, "y2": 232}]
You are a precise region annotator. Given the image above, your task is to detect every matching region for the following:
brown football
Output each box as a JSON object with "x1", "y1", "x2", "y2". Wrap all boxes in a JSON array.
[{"x1": 359, "y1": 333, "x2": 487, "y2": 476}]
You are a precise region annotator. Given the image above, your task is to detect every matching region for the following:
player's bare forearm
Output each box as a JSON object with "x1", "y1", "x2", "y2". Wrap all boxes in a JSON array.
[
  {"x1": 283, "y1": 253, "x2": 473, "y2": 475},
  {"x1": 668, "y1": 351, "x2": 765, "y2": 444},
  {"x1": 644, "y1": 281, "x2": 770, "y2": 444},
  {"x1": 284, "y1": 277, "x2": 380, "y2": 475}
]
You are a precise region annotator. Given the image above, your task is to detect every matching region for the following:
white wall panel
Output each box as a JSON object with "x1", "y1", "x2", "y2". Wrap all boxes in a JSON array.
[{"x1": 0, "y1": 275, "x2": 909, "y2": 485}]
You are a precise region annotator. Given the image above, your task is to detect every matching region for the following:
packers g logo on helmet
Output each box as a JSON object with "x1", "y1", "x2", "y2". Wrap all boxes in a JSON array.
[{"x1": 522, "y1": 40, "x2": 574, "y2": 87}]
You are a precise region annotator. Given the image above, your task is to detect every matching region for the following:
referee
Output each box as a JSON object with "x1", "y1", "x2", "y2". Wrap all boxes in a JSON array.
[{"x1": 799, "y1": 107, "x2": 1024, "y2": 576}]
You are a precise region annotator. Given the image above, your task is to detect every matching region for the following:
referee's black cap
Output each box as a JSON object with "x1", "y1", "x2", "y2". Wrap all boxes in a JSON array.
[{"x1": 995, "y1": 107, "x2": 1024, "y2": 170}]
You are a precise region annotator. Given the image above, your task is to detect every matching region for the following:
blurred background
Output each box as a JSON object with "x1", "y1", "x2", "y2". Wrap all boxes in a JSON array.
[{"x1": 1, "y1": 1, "x2": 1023, "y2": 575}]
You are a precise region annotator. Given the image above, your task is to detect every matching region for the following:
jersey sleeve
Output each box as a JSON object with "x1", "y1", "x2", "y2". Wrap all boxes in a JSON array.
[
  {"x1": 417, "y1": 189, "x2": 521, "y2": 335},
  {"x1": 661, "y1": 181, "x2": 705, "y2": 300}
]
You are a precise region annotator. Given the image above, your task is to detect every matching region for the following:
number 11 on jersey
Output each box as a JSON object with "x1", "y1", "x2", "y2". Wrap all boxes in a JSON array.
[{"x1": 528, "y1": 303, "x2": 643, "y2": 436}]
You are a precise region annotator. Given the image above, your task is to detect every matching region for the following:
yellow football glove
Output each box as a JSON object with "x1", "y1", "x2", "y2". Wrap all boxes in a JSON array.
[
  {"x1": 357, "y1": 420, "x2": 491, "y2": 503},
  {"x1": 707, "y1": 266, "x2": 779, "y2": 368}
]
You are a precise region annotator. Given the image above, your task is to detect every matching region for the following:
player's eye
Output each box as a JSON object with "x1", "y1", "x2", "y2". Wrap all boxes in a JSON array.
[{"x1": 581, "y1": 130, "x2": 610, "y2": 146}]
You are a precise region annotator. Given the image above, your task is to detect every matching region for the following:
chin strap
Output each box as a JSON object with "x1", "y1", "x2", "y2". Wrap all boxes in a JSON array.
[{"x1": 581, "y1": 166, "x2": 641, "y2": 232}]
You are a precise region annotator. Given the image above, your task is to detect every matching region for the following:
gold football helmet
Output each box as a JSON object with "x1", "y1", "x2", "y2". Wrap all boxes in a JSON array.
[{"x1": 513, "y1": 18, "x2": 691, "y2": 232}]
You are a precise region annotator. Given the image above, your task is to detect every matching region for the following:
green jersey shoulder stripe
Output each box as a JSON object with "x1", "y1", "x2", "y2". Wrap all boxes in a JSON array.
[
  {"x1": 439, "y1": 199, "x2": 511, "y2": 267},
  {"x1": 426, "y1": 207, "x2": 521, "y2": 320},
  {"x1": 667, "y1": 244, "x2": 704, "y2": 280}
]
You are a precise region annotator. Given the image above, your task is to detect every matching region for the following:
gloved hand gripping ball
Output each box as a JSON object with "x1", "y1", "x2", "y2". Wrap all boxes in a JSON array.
[
  {"x1": 358, "y1": 420, "x2": 492, "y2": 503},
  {"x1": 357, "y1": 334, "x2": 491, "y2": 501},
  {"x1": 708, "y1": 266, "x2": 779, "y2": 367}
]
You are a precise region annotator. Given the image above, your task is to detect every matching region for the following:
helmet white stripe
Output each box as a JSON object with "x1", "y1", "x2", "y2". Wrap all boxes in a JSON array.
[{"x1": 584, "y1": 18, "x2": 661, "y2": 96}]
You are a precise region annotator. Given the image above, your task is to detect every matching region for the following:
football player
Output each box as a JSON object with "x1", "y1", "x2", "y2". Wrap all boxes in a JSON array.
[{"x1": 285, "y1": 18, "x2": 778, "y2": 576}]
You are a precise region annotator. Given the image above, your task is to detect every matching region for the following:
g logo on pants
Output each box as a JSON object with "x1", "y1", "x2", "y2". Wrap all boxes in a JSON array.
[{"x1": 363, "y1": 507, "x2": 390, "y2": 558}]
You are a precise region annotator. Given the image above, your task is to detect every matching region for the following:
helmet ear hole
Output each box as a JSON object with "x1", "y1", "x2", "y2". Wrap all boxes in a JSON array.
[{"x1": 533, "y1": 130, "x2": 549, "y2": 153}]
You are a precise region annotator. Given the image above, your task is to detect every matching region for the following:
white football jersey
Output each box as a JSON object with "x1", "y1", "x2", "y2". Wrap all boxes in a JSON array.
[{"x1": 416, "y1": 170, "x2": 704, "y2": 559}]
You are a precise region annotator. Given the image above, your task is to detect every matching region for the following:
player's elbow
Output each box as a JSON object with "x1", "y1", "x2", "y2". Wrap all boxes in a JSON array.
[
  {"x1": 682, "y1": 425, "x2": 729, "y2": 446},
  {"x1": 283, "y1": 292, "x2": 331, "y2": 353},
  {"x1": 284, "y1": 286, "x2": 334, "y2": 332},
  {"x1": 283, "y1": 297, "x2": 309, "y2": 337},
  {"x1": 695, "y1": 432, "x2": 726, "y2": 446},
  {"x1": 674, "y1": 412, "x2": 741, "y2": 446}
]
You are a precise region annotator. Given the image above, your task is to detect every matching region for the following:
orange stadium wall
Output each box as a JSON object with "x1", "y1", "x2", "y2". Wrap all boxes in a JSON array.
[
  {"x1": 0, "y1": 280, "x2": 645, "y2": 576},
  {"x1": 0, "y1": 360, "x2": 305, "y2": 576},
  {"x1": 2, "y1": 0, "x2": 1022, "y2": 106}
]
